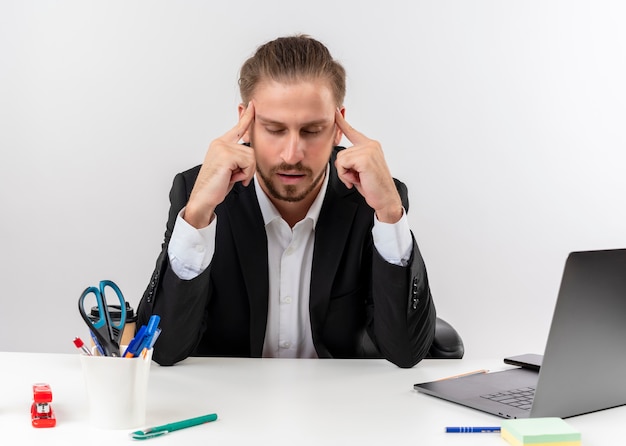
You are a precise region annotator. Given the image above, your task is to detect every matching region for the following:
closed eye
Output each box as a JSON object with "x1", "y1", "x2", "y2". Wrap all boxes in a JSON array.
[
  {"x1": 266, "y1": 127, "x2": 286, "y2": 135},
  {"x1": 302, "y1": 127, "x2": 324, "y2": 136}
]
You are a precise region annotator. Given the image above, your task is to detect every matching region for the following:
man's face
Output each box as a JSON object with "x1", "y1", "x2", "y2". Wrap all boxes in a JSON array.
[{"x1": 240, "y1": 79, "x2": 343, "y2": 204}]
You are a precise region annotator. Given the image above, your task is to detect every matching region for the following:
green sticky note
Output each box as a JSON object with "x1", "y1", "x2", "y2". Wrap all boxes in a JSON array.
[{"x1": 501, "y1": 417, "x2": 581, "y2": 444}]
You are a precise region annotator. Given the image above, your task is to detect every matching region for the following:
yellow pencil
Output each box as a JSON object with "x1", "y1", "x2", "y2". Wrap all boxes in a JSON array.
[{"x1": 436, "y1": 369, "x2": 488, "y2": 381}]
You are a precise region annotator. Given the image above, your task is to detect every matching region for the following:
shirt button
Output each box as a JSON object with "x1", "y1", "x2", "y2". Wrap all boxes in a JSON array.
[
  {"x1": 195, "y1": 244, "x2": 205, "y2": 253},
  {"x1": 280, "y1": 341, "x2": 291, "y2": 349},
  {"x1": 283, "y1": 296, "x2": 292, "y2": 304}
]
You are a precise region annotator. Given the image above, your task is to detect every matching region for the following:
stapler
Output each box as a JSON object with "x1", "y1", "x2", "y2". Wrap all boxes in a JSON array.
[{"x1": 31, "y1": 383, "x2": 56, "y2": 428}]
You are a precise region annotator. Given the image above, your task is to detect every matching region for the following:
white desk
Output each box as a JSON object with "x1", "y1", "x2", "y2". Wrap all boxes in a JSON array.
[{"x1": 1, "y1": 352, "x2": 621, "y2": 445}]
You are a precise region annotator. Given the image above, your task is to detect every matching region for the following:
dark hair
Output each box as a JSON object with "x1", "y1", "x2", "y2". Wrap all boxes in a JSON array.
[{"x1": 239, "y1": 35, "x2": 346, "y2": 107}]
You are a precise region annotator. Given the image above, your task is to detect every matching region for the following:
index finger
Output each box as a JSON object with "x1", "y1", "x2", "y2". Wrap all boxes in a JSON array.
[
  {"x1": 224, "y1": 101, "x2": 256, "y2": 143},
  {"x1": 335, "y1": 108, "x2": 367, "y2": 144}
]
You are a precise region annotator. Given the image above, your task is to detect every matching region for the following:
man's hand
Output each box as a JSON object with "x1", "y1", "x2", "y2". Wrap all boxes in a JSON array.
[
  {"x1": 184, "y1": 102, "x2": 256, "y2": 228},
  {"x1": 334, "y1": 109, "x2": 404, "y2": 224}
]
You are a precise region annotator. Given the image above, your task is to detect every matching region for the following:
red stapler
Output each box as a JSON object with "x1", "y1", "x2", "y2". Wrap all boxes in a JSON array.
[{"x1": 31, "y1": 383, "x2": 56, "y2": 428}]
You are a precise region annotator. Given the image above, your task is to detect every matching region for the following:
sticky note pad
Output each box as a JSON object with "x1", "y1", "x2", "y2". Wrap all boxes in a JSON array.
[{"x1": 501, "y1": 417, "x2": 581, "y2": 446}]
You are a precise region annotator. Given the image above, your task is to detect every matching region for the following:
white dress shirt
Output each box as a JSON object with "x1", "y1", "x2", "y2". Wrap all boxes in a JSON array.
[{"x1": 167, "y1": 167, "x2": 413, "y2": 358}]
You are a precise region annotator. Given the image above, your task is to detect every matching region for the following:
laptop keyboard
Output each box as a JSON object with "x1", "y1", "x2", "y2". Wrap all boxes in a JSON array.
[{"x1": 480, "y1": 387, "x2": 535, "y2": 410}]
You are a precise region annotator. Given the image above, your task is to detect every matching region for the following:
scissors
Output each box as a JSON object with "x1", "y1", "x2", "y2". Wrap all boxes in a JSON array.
[{"x1": 78, "y1": 280, "x2": 127, "y2": 357}]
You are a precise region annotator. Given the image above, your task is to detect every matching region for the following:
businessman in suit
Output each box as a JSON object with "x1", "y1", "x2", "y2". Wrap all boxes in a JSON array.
[{"x1": 137, "y1": 35, "x2": 436, "y2": 368}]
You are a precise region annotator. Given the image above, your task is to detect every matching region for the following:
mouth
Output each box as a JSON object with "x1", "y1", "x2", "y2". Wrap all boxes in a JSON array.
[{"x1": 277, "y1": 172, "x2": 306, "y2": 184}]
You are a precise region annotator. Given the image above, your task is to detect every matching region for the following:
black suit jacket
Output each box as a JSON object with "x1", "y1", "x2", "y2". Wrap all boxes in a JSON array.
[{"x1": 138, "y1": 147, "x2": 436, "y2": 368}]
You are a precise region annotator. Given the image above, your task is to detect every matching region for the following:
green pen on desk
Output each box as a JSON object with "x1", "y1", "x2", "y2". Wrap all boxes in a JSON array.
[{"x1": 130, "y1": 413, "x2": 218, "y2": 440}]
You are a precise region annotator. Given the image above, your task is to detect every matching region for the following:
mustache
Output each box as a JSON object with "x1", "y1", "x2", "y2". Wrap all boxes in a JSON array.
[{"x1": 270, "y1": 162, "x2": 312, "y2": 175}]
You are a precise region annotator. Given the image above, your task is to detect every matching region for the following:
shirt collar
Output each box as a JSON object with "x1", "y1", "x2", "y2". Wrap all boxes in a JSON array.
[{"x1": 254, "y1": 164, "x2": 329, "y2": 229}]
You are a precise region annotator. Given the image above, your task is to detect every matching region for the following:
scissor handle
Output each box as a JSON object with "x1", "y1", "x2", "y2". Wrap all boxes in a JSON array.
[
  {"x1": 98, "y1": 280, "x2": 127, "y2": 335},
  {"x1": 77, "y1": 280, "x2": 127, "y2": 357},
  {"x1": 78, "y1": 286, "x2": 105, "y2": 328},
  {"x1": 78, "y1": 285, "x2": 116, "y2": 355}
]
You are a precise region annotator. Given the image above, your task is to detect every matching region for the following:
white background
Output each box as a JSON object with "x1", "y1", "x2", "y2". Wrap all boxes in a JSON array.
[{"x1": 1, "y1": 1, "x2": 625, "y2": 361}]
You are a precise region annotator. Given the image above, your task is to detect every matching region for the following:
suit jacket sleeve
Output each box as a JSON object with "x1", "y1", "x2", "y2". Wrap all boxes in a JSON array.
[
  {"x1": 137, "y1": 167, "x2": 214, "y2": 366},
  {"x1": 369, "y1": 239, "x2": 436, "y2": 368},
  {"x1": 368, "y1": 180, "x2": 437, "y2": 368}
]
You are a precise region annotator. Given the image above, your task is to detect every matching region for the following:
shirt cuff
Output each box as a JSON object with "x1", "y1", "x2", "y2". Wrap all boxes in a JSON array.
[
  {"x1": 167, "y1": 207, "x2": 216, "y2": 280},
  {"x1": 372, "y1": 208, "x2": 412, "y2": 267}
]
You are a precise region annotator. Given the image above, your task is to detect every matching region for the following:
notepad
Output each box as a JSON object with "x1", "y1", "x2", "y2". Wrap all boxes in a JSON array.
[{"x1": 501, "y1": 417, "x2": 581, "y2": 446}]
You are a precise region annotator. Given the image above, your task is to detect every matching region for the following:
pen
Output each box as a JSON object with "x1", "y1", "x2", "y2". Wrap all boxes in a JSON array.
[
  {"x1": 130, "y1": 413, "x2": 218, "y2": 440},
  {"x1": 124, "y1": 325, "x2": 147, "y2": 358},
  {"x1": 136, "y1": 315, "x2": 160, "y2": 353},
  {"x1": 436, "y1": 369, "x2": 488, "y2": 381},
  {"x1": 148, "y1": 328, "x2": 161, "y2": 349},
  {"x1": 72, "y1": 337, "x2": 92, "y2": 356},
  {"x1": 124, "y1": 315, "x2": 161, "y2": 358},
  {"x1": 446, "y1": 426, "x2": 501, "y2": 433},
  {"x1": 88, "y1": 330, "x2": 105, "y2": 356}
]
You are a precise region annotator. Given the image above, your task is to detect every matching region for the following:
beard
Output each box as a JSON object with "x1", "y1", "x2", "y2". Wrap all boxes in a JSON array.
[{"x1": 256, "y1": 161, "x2": 327, "y2": 203}]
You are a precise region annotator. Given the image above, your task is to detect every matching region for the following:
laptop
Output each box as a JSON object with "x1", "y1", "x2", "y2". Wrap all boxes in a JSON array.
[{"x1": 414, "y1": 248, "x2": 626, "y2": 419}]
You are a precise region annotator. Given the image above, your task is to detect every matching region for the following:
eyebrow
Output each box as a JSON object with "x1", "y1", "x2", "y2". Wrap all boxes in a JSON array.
[{"x1": 255, "y1": 114, "x2": 332, "y2": 127}]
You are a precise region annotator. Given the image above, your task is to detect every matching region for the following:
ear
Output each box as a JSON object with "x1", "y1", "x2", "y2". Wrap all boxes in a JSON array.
[
  {"x1": 238, "y1": 102, "x2": 252, "y2": 143},
  {"x1": 334, "y1": 106, "x2": 345, "y2": 146}
]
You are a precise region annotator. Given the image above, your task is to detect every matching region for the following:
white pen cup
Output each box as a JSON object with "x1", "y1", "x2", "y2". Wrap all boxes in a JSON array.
[{"x1": 80, "y1": 345, "x2": 153, "y2": 429}]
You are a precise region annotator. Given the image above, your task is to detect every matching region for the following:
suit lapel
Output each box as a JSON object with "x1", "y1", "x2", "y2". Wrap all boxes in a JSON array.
[
  {"x1": 309, "y1": 169, "x2": 359, "y2": 355},
  {"x1": 224, "y1": 182, "x2": 269, "y2": 357}
]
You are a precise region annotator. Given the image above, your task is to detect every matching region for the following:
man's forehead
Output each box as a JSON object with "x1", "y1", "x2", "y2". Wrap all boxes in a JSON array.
[{"x1": 249, "y1": 79, "x2": 337, "y2": 126}]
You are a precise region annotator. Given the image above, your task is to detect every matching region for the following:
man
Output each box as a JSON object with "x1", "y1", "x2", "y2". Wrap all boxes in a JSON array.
[{"x1": 137, "y1": 35, "x2": 436, "y2": 368}]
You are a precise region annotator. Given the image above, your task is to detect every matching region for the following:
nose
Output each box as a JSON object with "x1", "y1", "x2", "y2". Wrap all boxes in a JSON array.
[{"x1": 280, "y1": 133, "x2": 304, "y2": 165}]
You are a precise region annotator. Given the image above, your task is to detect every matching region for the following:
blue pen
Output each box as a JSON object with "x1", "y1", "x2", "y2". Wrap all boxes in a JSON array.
[
  {"x1": 89, "y1": 330, "x2": 105, "y2": 356},
  {"x1": 446, "y1": 426, "x2": 500, "y2": 433},
  {"x1": 145, "y1": 314, "x2": 160, "y2": 336},
  {"x1": 148, "y1": 327, "x2": 162, "y2": 349},
  {"x1": 137, "y1": 315, "x2": 160, "y2": 351},
  {"x1": 123, "y1": 325, "x2": 147, "y2": 358},
  {"x1": 130, "y1": 315, "x2": 160, "y2": 357}
]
